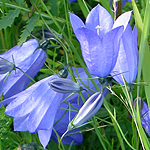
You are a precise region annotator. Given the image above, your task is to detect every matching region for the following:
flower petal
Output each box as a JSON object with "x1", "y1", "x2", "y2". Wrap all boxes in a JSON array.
[
  {"x1": 85, "y1": 4, "x2": 113, "y2": 38},
  {"x1": 111, "y1": 24, "x2": 138, "y2": 84},
  {"x1": 27, "y1": 91, "x2": 63, "y2": 133},
  {"x1": 113, "y1": 11, "x2": 132, "y2": 31},
  {"x1": 14, "y1": 115, "x2": 29, "y2": 131},
  {"x1": 38, "y1": 129, "x2": 52, "y2": 149},
  {"x1": 69, "y1": 12, "x2": 85, "y2": 38},
  {"x1": 5, "y1": 76, "x2": 54, "y2": 117}
]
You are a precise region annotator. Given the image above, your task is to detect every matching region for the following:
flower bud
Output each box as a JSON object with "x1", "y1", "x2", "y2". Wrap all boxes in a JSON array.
[
  {"x1": 49, "y1": 78, "x2": 82, "y2": 93},
  {"x1": 68, "y1": 92, "x2": 104, "y2": 130},
  {"x1": 0, "y1": 58, "x2": 14, "y2": 74}
]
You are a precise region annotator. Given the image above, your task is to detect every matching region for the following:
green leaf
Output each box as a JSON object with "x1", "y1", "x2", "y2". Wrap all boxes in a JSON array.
[
  {"x1": 133, "y1": 0, "x2": 150, "y2": 103},
  {"x1": 78, "y1": 0, "x2": 89, "y2": 18},
  {"x1": 18, "y1": 15, "x2": 39, "y2": 46},
  {"x1": 0, "y1": 9, "x2": 20, "y2": 30}
]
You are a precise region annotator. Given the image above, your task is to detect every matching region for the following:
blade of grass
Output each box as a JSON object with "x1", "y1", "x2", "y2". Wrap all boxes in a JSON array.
[
  {"x1": 78, "y1": 0, "x2": 89, "y2": 18},
  {"x1": 133, "y1": 0, "x2": 150, "y2": 98}
]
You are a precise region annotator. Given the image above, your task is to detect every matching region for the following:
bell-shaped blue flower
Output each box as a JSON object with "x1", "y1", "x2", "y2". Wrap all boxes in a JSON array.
[
  {"x1": 0, "y1": 39, "x2": 46, "y2": 99},
  {"x1": 69, "y1": 4, "x2": 132, "y2": 78},
  {"x1": 0, "y1": 68, "x2": 107, "y2": 148},
  {"x1": 49, "y1": 78, "x2": 82, "y2": 93},
  {"x1": 68, "y1": 92, "x2": 104, "y2": 129},
  {"x1": 0, "y1": 57, "x2": 15, "y2": 74},
  {"x1": 134, "y1": 98, "x2": 150, "y2": 136},
  {"x1": 111, "y1": 25, "x2": 138, "y2": 84}
]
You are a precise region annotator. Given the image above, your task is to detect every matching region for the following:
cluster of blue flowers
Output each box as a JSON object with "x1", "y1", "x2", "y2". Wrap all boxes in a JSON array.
[{"x1": 0, "y1": 3, "x2": 143, "y2": 149}]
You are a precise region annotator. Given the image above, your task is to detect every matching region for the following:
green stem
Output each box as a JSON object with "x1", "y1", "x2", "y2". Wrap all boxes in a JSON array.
[{"x1": 16, "y1": 67, "x2": 36, "y2": 83}]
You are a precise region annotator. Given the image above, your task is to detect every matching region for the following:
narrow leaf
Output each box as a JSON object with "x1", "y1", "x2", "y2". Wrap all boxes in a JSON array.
[
  {"x1": 0, "y1": 9, "x2": 20, "y2": 30},
  {"x1": 18, "y1": 15, "x2": 38, "y2": 46},
  {"x1": 78, "y1": 0, "x2": 89, "y2": 18}
]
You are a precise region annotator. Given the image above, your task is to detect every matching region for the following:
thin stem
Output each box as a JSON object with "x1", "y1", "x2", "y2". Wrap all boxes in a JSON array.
[
  {"x1": 16, "y1": 67, "x2": 36, "y2": 83},
  {"x1": 58, "y1": 129, "x2": 69, "y2": 150}
]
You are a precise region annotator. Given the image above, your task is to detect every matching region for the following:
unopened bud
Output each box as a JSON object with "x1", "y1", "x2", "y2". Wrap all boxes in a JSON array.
[
  {"x1": 68, "y1": 92, "x2": 104, "y2": 130},
  {"x1": 49, "y1": 78, "x2": 82, "y2": 93}
]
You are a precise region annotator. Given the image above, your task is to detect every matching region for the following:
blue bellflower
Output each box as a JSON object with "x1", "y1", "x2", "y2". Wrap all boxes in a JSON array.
[
  {"x1": 111, "y1": 25, "x2": 138, "y2": 84},
  {"x1": 1, "y1": 68, "x2": 107, "y2": 148},
  {"x1": 0, "y1": 39, "x2": 46, "y2": 99},
  {"x1": 69, "y1": 4, "x2": 132, "y2": 78}
]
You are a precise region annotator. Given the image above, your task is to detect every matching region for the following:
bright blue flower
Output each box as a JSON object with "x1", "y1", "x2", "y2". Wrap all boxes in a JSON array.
[
  {"x1": 0, "y1": 39, "x2": 46, "y2": 99},
  {"x1": 111, "y1": 25, "x2": 138, "y2": 84},
  {"x1": 69, "y1": 4, "x2": 132, "y2": 78},
  {"x1": 1, "y1": 68, "x2": 106, "y2": 148}
]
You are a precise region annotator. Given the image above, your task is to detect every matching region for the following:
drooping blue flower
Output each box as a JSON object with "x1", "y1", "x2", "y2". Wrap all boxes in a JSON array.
[
  {"x1": 0, "y1": 39, "x2": 46, "y2": 99},
  {"x1": 134, "y1": 98, "x2": 150, "y2": 136},
  {"x1": 69, "y1": 4, "x2": 132, "y2": 78},
  {"x1": 1, "y1": 68, "x2": 107, "y2": 148},
  {"x1": 68, "y1": 92, "x2": 104, "y2": 130},
  {"x1": 111, "y1": 25, "x2": 138, "y2": 84}
]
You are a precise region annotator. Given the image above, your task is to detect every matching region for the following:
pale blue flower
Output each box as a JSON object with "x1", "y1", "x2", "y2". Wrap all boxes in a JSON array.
[
  {"x1": 69, "y1": 4, "x2": 132, "y2": 78},
  {"x1": 1, "y1": 68, "x2": 107, "y2": 148},
  {"x1": 0, "y1": 39, "x2": 46, "y2": 99}
]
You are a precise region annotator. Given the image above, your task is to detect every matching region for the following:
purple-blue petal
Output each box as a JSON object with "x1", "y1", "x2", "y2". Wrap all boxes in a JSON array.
[
  {"x1": 27, "y1": 91, "x2": 63, "y2": 133},
  {"x1": 5, "y1": 76, "x2": 55, "y2": 117},
  {"x1": 69, "y1": 12, "x2": 85, "y2": 39},
  {"x1": 85, "y1": 4, "x2": 113, "y2": 38},
  {"x1": 14, "y1": 115, "x2": 29, "y2": 131},
  {"x1": 38, "y1": 129, "x2": 52, "y2": 149},
  {"x1": 111, "y1": 24, "x2": 138, "y2": 84}
]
